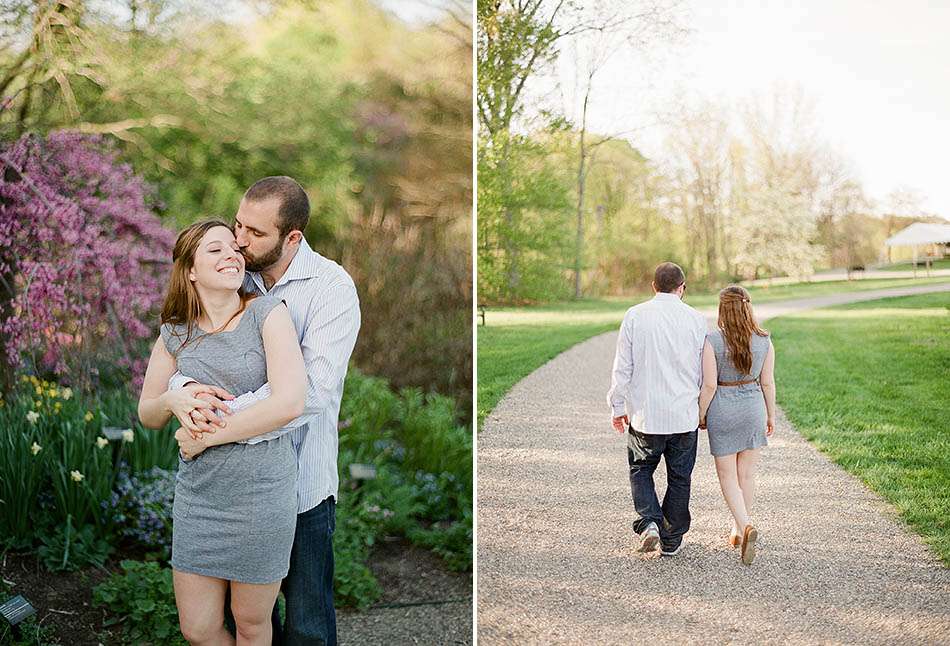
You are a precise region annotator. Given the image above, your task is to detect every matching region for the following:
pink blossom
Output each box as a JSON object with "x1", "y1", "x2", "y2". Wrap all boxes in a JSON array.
[{"x1": 0, "y1": 132, "x2": 174, "y2": 391}]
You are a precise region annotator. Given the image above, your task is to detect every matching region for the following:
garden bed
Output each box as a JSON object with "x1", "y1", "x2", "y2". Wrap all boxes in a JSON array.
[
  {"x1": 2, "y1": 538, "x2": 472, "y2": 645},
  {"x1": 0, "y1": 369, "x2": 472, "y2": 644}
]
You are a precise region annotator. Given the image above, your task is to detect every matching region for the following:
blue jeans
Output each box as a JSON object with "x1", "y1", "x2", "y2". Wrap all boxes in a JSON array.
[
  {"x1": 272, "y1": 496, "x2": 337, "y2": 646},
  {"x1": 627, "y1": 429, "x2": 697, "y2": 548}
]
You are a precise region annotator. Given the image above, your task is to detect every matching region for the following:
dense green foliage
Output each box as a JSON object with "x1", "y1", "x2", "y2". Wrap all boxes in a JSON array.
[
  {"x1": 477, "y1": 133, "x2": 574, "y2": 303},
  {"x1": 769, "y1": 292, "x2": 950, "y2": 564},
  {"x1": 338, "y1": 372, "x2": 473, "y2": 589},
  {"x1": 93, "y1": 560, "x2": 186, "y2": 646},
  {"x1": 0, "y1": 376, "x2": 159, "y2": 562}
]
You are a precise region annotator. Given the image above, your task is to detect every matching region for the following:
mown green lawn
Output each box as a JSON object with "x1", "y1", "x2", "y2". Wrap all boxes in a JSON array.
[
  {"x1": 769, "y1": 292, "x2": 950, "y2": 564},
  {"x1": 477, "y1": 277, "x2": 950, "y2": 428},
  {"x1": 880, "y1": 258, "x2": 950, "y2": 272},
  {"x1": 477, "y1": 322, "x2": 619, "y2": 426}
]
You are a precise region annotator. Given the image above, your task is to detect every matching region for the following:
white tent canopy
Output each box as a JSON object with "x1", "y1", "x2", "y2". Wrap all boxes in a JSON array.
[
  {"x1": 884, "y1": 222, "x2": 950, "y2": 247},
  {"x1": 883, "y1": 222, "x2": 950, "y2": 276}
]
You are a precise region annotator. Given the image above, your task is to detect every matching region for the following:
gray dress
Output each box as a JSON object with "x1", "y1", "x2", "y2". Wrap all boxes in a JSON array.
[
  {"x1": 705, "y1": 329, "x2": 770, "y2": 457},
  {"x1": 161, "y1": 295, "x2": 297, "y2": 584}
]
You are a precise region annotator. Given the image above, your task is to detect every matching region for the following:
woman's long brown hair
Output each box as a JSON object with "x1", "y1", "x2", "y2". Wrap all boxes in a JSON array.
[
  {"x1": 717, "y1": 285, "x2": 769, "y2": 375},
  {"x1": 160, "y1": 219, "x2": 254, "y2": 353}
]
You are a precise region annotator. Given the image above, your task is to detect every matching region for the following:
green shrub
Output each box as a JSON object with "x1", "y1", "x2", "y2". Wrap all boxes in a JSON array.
[
  {"x1": 335, "y1": 369, "x2": 473, "y2": 588},
  {"x1": 0, "y1": 403, "x2": 49, "y2": 547},
  {"x1": 0, "y1": 376, "x2": 178, "y2": 556},
  {"x1": 0, "y1": 618, "x2": 59, "y2": 646},
  {"x1": 37, "y1": 515, "x2": 112, "y2": 572},
  {"x1": 97, "y1": 388, "x2": 179, "y2": 473},
  {"x1": 92, "y1": 560, "x2": 185, "y2": 645},
  {"x1": 333, "y1": 498, "x2": 384, "y2": 608},
  {"x1": 47, "y1": 418, "x2": 116, "y2": 534}
]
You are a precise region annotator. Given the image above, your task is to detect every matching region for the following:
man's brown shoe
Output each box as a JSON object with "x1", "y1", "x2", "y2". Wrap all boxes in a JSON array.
[{"x1": 740, "y1": 525, "x2": 758, "y2": 565}]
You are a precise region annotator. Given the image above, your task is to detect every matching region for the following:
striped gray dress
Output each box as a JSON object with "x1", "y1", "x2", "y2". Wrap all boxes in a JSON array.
[
  {"x1": 705, "y1": 329, "x2": 770, "y2": 457},
  {"x1": 162, "y1": 295, "x2": 298, "y2": 584}
]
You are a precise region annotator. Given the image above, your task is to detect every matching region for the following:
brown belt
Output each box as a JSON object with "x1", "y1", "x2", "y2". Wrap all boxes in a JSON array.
[{"x1": 718, "y1": 379, "x2": 759, "y2": 387}]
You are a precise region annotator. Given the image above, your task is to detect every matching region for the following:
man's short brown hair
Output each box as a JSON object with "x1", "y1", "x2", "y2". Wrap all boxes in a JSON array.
[
  {"x1": 243, "y1": 176, "x2": 310, "y2": 237},
  {"x1": 654, "y1": 262, "x2": 686, "y2": 293}
]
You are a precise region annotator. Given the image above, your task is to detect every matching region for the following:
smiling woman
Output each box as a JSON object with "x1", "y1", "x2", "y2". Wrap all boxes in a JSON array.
[
  {"x1": 137, "y1": 217, "x2": 307, "y2": 644},
  {"x1": 154, "y1": 221, "x2": 254, "y2": 348}
]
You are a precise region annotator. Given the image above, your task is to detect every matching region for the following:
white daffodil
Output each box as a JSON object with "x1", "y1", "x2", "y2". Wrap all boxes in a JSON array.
[
  {"x1": 26, "y1": 411, "x2": 40, "y2": 424},
  {"x1": 30, "y1": 442, "x2": 42, "y2": 455},
  {"x1": 121, "y1": 430, "x2": 134, "y2": 443},
  {"x1": 70, "y1": 470, "x2": 84, "y2": 482},
  {"x1": 96, "y1": 437, "x2": 109, "y2": 449},
  {"x1": 62, "y1": 387, "x2": 73, "y2": 400}
]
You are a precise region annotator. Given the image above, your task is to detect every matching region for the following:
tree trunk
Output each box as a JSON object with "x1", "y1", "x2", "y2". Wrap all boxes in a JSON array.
[
  {"x1": 573, "y1": 82, "x2": 592, "y2": 300},
  {"x1": 574, "y1": 132, "x2": 587, "y2": 299},
  {"x1": 498, "y1": 138, "x2": 520, "y2": 296}
]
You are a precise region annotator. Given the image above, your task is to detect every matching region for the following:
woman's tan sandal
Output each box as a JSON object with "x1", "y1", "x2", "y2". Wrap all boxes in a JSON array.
[
  {"x1": 740, "y1": 525, "x2": 758, "y2": 565},
  {"x1": 728, "y1": 532, "x2": 741, "y2": 548}
]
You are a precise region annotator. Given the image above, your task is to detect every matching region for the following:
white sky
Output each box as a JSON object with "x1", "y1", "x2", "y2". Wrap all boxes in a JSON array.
[
  {"x1": 546, "y1": 0, "x2": 950, "y2": 219},
  {"x1": 373, "y1": 0, "x2": 467, "y2": 24}
]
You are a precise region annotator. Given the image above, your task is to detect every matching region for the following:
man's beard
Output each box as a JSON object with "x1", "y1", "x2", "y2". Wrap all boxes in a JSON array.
[{"x1": 242, "y1": 237, "x2": 284, "y2": 272}]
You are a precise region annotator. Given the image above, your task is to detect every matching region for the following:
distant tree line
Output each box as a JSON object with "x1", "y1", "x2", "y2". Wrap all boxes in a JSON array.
[{"x1": 477, "y1": 1, "x2": 938, "y2": 303}]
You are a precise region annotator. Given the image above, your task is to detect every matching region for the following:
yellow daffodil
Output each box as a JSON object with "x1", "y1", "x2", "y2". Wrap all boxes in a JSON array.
[
  {"x1": 48, "y1": 388, "x2": 59, "y2": 398},
  {"x1": 121, "y1": 430, "x2": 135, "y2": 443},
  {"x1": 20, "y1": 375, "x2": 29, "y2": 383},
  {"x1": 53, "y1": 402, "x2": 62, "y2": 412},
  {"x1": 84, "y1": 411, "x2": 94, "y2": 422},
  {"x1": 34, "y1": 400, "x2": 41, "y2": 409},
  {"x1": 35, "y1": 386, "x2": 42, "y2": 395},
  {"x1": 26, "y1": 411, "x2": 39, "y2": 424},
  {"x1": 96, "y1": 437, "x2": 109, "y2": 449},
  {"x1": 70, "y1": 470, "x2": 84, "y2": 482},
  {"x1": 30, "y1": 442, "x2": 42, "y2": 455}
]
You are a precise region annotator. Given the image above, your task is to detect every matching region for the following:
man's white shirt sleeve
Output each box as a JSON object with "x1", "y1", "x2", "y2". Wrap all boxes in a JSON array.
[{"x1": 607, "y1": 310, "x2": 635, "y2": 418}]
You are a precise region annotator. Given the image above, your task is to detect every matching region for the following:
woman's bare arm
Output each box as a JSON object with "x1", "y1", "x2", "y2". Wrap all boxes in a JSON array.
[
  {"x1": 760, "y1": 339, "x2": 777, "y2": 435},
  {"x1": 139, "y1": 337, "x2": 231, "y2": 432},
  {"x1": 698, "y1": 339, "x2": 718, "y2": 427},
  {"x1": 138, "y1": 337, "x2": 181, "y2": 429}
]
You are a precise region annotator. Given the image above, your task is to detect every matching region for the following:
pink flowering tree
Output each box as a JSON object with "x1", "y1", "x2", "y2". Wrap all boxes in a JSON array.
[{"x1": 0, "y1": 132, "x2": 174, "y2": 394}]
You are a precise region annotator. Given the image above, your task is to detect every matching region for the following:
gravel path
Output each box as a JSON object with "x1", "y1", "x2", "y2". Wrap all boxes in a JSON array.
[{"x1": 477, "y1": 283, "x2": 950, "y2": 645}]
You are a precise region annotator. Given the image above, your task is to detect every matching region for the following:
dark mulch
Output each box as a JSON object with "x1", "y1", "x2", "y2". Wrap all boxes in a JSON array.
[
  {"x1": 0, "y1": 551, "x2": 119, "y2": 645},
  {"x1": 2, "y1": 540, "x2": 472, "y2": 645},
  {"x1": 338, "y1": 538, "x2": 473, "y2": 645}
]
